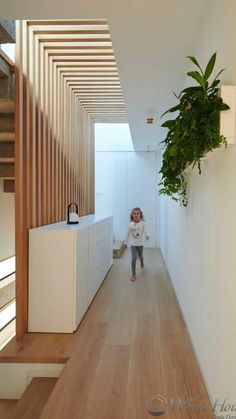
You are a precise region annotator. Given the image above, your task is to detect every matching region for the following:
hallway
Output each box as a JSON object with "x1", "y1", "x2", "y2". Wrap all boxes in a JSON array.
[
  {"x1": 0, "y1": 248, "x2": 212, "y2": 417},
  {"x1": 35, "y1": 248, "x2": 212, "y2": 419}
]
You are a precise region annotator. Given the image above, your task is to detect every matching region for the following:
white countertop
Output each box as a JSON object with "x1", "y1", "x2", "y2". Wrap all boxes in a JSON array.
[{"x1": 29, "y1": 214, "x2": 112, "y2": 231}]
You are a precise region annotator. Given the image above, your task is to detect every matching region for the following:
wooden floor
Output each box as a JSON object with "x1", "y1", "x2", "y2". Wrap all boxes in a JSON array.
[{"x1": 0, "y1": 249, "x2": 212, "y2": 418}]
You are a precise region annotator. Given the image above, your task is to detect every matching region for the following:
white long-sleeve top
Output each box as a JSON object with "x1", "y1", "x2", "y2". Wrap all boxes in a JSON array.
[{"x1": 126, "y1": 220, "x2": 148, "y2": 246}]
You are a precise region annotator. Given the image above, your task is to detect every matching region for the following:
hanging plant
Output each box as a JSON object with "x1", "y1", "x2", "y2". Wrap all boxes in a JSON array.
[{"x1": 159, "y1": 52, "x2": 230, "y2": 206}]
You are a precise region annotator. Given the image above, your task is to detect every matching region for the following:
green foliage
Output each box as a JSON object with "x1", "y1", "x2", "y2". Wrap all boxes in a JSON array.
[{"x1": 159, "y1": 52, "x2": 230, "y2": 206}]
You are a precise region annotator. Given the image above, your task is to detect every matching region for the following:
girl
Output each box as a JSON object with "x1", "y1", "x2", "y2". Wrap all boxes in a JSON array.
[{"x1": 126, "y1": 207, "x2": 149, "y2": 281}]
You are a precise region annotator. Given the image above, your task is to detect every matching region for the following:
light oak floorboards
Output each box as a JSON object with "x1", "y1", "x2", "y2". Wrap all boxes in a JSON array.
[
  {"x1": 0, "y1": 400, "x2": 17, "y2": 419},
  {"x1": 41, "y1": 249, "x2": 211, "y2": 419},
  {"x1": 1, "y1": 249, "x2": 212, "y2": 418},
  {"x1": 12, "y1": 378, "x2": 57, "y2": 419}
]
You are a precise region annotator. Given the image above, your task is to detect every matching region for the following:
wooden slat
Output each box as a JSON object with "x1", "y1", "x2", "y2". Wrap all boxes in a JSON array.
[
  {"x1": 14, "y1": 19, "x2": 127, "y2": 339},
  {"x1": 0, "y1": 157, "x2": 14, "y2": 163},
  {"x1": 62, "y1": 72, "x2": 118, "y2": 76},
  {"x1": 49, "y1": 53, "x2": 114, "y2": 57},
  {"x1": 38, "y1": 38, "x2": 112, "y2": 43},
  {"x1": 35, "y1": 30, "x2": 110, "y2": 35},
  {"x1": 27, "y1": 20, "x2": 108, "y2": 26},
  {"x1": 45, "y1": 45, "x2": 113, "y2": 49},
  {"x1": 0, "y1": 132, "x2": 14, "y2": 141},
  {"x1": 0, "y1": 99, "x2": 15, "y2": 113},
  {"x1": 52, "y1": 58, "x2": 115, "y2": 62}
]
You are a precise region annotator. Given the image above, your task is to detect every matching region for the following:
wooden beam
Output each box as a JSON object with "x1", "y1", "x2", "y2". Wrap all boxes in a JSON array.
[
  {"x1": 35, "y1": 30, "x2": 110, "y2": 35},
  {"x1": 38, "y1": 38, "x2": 111, "y2": 43},
  {"x1": 44, "y1": 45, "x2": 112, "y2": 50},
  {"x1": 48, "y1": 53, "x2": 114, "y2": 57},
  {"x1": 27, "y1": 20, "x2": 108, "y2": 26}
]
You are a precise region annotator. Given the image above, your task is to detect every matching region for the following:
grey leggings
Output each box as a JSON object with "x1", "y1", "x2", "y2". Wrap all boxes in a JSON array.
[{"x1": 131, "y1": 245, "x2": 144, "y2": 275}]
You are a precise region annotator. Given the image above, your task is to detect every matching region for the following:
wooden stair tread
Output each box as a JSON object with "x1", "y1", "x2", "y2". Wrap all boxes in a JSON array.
[
  {"x1": 0, "y1": 99, "x2": 15, "y2": 114},
  {"x1": 0, "y1": 22, "x2": 15, "y2": 45},
  {"x1": 0, "y1": 157, "x2": 15, "y2": 163},
  {"x1": 0, "y1": 332, "x2": 78, "y2": 363},
  {"x1": 0, "y1": 272, "x2": 15, "y2": 288},
  {"x1": 13, "y1": 377, "x2": 57, "y2": 419},
  {"x1": 3, "y1": 179, "x2": 15, "y2": 193},
  {"x1": 0, "y1": 399, "x2": 18, "y2": 419},
  {"x1": 0, "y1": 132, "x2": 14, "y2": 142},
  {"x1": 0, "y1": 114, "x2": 15, "y2": 132},
  {"x1": 0, "y1": 279, "x2": 15, "y2": 311},
  {"x1": 0, "y1": 162, "x2": 14, "y2": 178}
]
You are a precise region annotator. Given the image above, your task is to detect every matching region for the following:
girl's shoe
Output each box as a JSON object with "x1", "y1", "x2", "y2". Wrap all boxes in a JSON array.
[{"x1": 130, "y1": 275, "x2": 136, "y2": 281}]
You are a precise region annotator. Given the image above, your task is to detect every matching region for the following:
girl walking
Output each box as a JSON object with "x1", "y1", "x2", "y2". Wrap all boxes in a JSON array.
[{"x1": 126, "y1": 207, "x2": 149, "y2": 281}]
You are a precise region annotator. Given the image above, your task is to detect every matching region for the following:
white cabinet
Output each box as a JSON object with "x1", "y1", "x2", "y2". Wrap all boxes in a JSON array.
[
  {"x1": 28, "y1": 215, "x2": 113, "y2": 333},
  {"x1": 88, "y1": 217, "x2": 113, "y2": 304}
]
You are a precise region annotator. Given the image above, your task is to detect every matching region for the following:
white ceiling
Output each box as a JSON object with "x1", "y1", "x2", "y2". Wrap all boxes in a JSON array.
[{"x1": 1, "y1": 0, "x2": 217, "y2": 150}]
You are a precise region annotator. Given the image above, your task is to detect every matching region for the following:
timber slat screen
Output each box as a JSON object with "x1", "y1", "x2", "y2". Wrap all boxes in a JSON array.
[{"x1": 15, "y1": 20, "x2": 127, "y2": 339}]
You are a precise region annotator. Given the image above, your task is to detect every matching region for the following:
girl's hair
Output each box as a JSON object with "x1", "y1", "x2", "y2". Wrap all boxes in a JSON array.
[{"x1": 130, "y1": 207, "x2": 144, "y2": 221}]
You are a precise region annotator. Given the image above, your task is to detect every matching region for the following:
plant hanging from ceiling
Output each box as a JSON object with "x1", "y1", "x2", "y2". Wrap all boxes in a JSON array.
[{"x1": 159, "y1": 52, "x2": 230, "y2": 206}]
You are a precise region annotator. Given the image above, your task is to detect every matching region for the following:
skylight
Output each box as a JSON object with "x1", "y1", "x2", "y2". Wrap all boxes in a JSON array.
[{"x1": 95, "y1": 123, "x2": 134, "y2": 151}]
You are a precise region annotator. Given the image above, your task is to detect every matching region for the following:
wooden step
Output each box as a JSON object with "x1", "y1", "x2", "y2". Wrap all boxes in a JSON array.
[
  {"x1": 0, "y1": 114, "x2": 14, "y2": 132},
  {"x1": 0, "y1": 399, "x2": 18, "y2": 419},
  {"x1": 0, "y1": 56, "x2": 12, "y2": 79},
  {"x1": 0, "y1": 77, "x2": 11, "y2": 99},
  {"x1": 0, "y1": 99, "x2": 14, "y2": 114},
  {"x1": 0, "y1": 162, "x2": 14, "y2": 178},
  {"x1": 0, "y1": 317, "x2": 15, "y2": 350},
  {"x1": 0, "y1": 157, "x2": 14, "y2": 163},
  {"x1": 3, "y1": 179, "x2": 15, "y2": 193},
  {"x1": 0, "y1": 141, "x2": 14, "y2": 158},
  {"x1": 113, "y1": 240, "x2": 125, "y2": 258},
  {"x1": 0, "y1": 21, "x2": 15, "y2": 44},
  {"x1": 0, "y1": 256, "x2": 15, "y2": 281},
  {"x1": 0, "y1": 300, "x2": 16, "y2": 332},
  {"x1": 0, "y1": 132, "x2": 14, "y2": 142},
  {"x1": 12, "y1": 377, "x2": 58, "y2": 419},
  {"x1": 0, "y1": 273, "x2": 15, "y2": 310}
]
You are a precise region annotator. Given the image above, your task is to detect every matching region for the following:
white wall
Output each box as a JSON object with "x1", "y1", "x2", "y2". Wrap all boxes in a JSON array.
[
  {"x1": 160, "y1": 2, "x2": 236, "y2": 409},
  {"x1": 96, "y1": 151, "x2": 159, "y2": 247},
  {"x1": 0, "y1": 180, "x2": 15, "y2": 261}
]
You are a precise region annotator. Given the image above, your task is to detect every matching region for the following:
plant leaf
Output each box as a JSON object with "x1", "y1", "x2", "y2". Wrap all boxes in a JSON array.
[
  {"x1": 161, "y1": 120, "x2": 175, "y2": 128},
  {"x1": 161, "y1": 104, "x2": 180, "y2": 117},
  {"x1": 187, "y1": 71, "x2": 205, "y2": 89},
  {"x1": 168, "y1": 104, "x2": 180, "y2": 113},
  {"x1": 204, "y1": 52, "x2": 217, "y2": 80},
  {"x1": 169, "y1": 145, "x2": 178, "y2": 156},
  {"x1": 187, "y1": 56, "x2": 203, "y2": 74},
  {"x1": 220, "y1": 103, "x2": 230, "y2": 111},
  {"x1": 211, "y1": 68, "x2": 226, "y2": 85},
  {"x1": 209, "y1": 79, "x2": 220, "y2": 90},
  {"x1": 181, "y1": 86, "x2": 203, "y2": 93}
]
